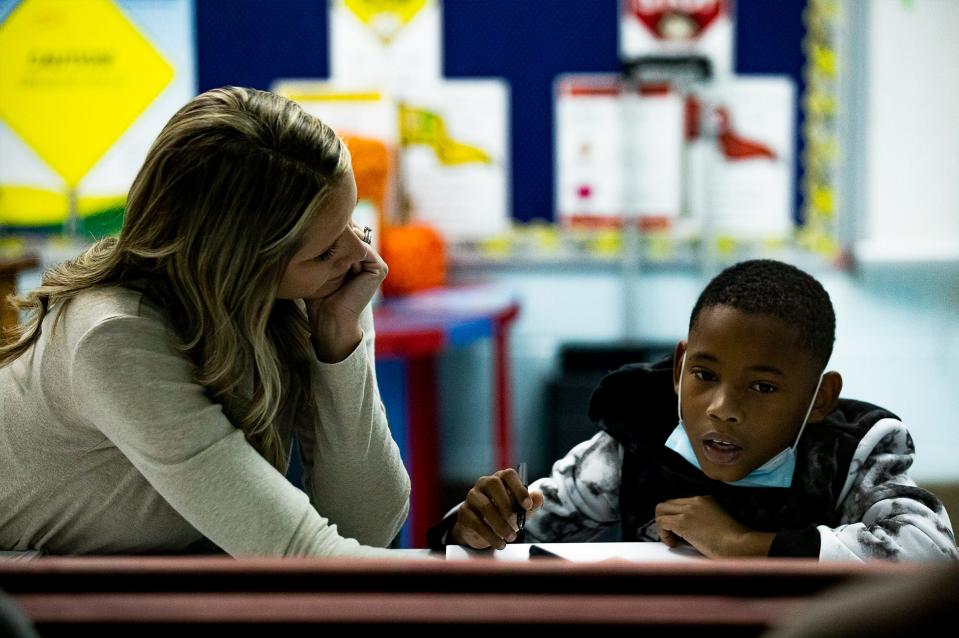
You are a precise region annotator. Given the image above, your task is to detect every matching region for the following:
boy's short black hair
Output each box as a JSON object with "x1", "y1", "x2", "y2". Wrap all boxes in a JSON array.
[{"x1": 689, "y1": 259, "x2": 835, "y2": 367}]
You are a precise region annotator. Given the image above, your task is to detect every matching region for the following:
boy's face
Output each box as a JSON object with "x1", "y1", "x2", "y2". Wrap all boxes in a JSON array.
[{"x1": 673, "y1": 305, "x2": 827, "y2": 483}]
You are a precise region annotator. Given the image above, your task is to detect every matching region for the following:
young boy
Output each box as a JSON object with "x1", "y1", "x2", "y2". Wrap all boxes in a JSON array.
[{"x1": 428, "y1": 260, "x2": 958, "y2": 560}]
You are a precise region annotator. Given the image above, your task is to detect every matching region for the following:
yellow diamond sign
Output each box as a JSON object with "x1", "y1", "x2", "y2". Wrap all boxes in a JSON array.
[
  {"x1": 0, "y1": 0, "x2": 174, "y2": 187},
  {"x1": 344, "y1": 0, "x2": 428, "y2": 43}
]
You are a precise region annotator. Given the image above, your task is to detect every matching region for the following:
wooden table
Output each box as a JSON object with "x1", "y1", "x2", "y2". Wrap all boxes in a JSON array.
[{"x1": 0, "y1": 556, "x2": 920, "y2": 636}]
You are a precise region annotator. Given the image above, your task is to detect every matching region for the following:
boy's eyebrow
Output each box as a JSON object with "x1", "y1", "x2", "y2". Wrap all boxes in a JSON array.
[{"x1": 747, "y1": 365, "x2": 786, "y2": 377}]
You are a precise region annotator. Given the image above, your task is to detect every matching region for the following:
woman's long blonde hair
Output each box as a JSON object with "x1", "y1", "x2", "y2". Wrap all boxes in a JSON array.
[{"x1": 0, "y1": 87, "x2": 353, "y2": 471}]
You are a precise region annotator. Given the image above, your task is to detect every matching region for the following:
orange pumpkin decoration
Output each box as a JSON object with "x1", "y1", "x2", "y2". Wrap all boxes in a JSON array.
[
  {"x1": 340, "y1": 134, "x2": 392, "y2": 230},
  {"x1": 340, "y1": 134, "x2": 446, "y2": 296},
  {"x1": 380, "y1": 223, "x2": 447, "y2": 296}
]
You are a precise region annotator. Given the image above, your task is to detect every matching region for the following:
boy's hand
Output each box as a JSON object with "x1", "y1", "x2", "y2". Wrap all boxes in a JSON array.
[
  {"x1": 655, "y1": 496, "x2": 775, "y2": 558},
  {"x1": 450, "y1": 468, "x2": 545, "y2": 550}
]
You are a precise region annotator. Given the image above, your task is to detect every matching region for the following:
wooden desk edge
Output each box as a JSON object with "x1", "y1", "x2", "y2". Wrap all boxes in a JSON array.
[{"x1": 0, "y1": 557, "x2": 932, "y2": 629}]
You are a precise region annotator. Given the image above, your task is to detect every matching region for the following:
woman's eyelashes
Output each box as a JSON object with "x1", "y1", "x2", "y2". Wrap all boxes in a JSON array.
[
  {"x1": 314, "y1": 236, "x2": 341, "y2": 261},
  {"x1": 313, "y1": 228, "x2": 353, "y2": 262},
  {"x1": 314, "y1": 247, "x2": 335, "y2": 262}
]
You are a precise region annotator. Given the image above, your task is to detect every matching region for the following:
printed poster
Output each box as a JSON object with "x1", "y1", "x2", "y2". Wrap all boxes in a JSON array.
[
  {"x1": 555, "y1": 75, "x2": 623, "y2": 225},
  {"x1": 0, "y1": 0, "x2": 195, "y2": 236},
  {"x1": 398, "y1": 79, "x2": 509, "y2": 241},
  {"x1": 619, "y1": 0, "x2": 734, "y2": 77},
  {"x1": 330, "y1": 0, "x2": 441, "y2": 92},
  {"x1": 555, "y1": 75, "x2": 683, "y2": 227},
  {"x1": 688, "y1": 76, "x2": 795, "y2": 239}
]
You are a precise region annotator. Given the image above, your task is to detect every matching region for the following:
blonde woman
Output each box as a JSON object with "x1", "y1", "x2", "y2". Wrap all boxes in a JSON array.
[{"x1": 0, "y1": 87, "x2": 409, "y2": 557}]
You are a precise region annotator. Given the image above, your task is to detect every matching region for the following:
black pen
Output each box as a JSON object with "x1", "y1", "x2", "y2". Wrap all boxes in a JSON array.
[
  {"x1": 515, "y1": 461, "x2": 528, "y2": 531},
  {"x1": 529, "y1": 544, "x2": 566, "y2": 560}
]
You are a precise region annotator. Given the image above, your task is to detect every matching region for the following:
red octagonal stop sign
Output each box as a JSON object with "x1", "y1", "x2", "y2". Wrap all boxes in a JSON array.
[{"x1": 627, "y1": 0, "x2": 727, "y2": 40}]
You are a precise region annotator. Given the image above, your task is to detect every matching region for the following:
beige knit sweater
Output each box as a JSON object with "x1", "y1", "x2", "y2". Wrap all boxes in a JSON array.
[{"x1": 0, "y1": 286, "x2": 409, "y2": 557}]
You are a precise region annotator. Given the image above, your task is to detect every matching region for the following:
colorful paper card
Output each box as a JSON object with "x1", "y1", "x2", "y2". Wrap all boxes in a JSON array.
[
  {"x1": 398, "y1": 79, "x2": 510, "y2": 241},
  {"x1": 687, "y1": 76, "x2": 796, "y2": 239},
  {"x1": 329, "y1": 0, "x2": 441, "y2": 92}
]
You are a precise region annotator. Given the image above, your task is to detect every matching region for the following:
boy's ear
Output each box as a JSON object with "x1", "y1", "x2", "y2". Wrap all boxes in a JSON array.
[
  {"x1": 808, "y1": 371, "x2": 843, "y2": 423},
  {"x1": 672, "y1": 340, "x2": 687, "y2": 395}
]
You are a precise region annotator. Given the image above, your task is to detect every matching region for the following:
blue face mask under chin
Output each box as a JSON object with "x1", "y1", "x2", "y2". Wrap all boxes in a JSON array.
[{"x1": 665, "y1": 354, "x2": 824, "y2": 489}]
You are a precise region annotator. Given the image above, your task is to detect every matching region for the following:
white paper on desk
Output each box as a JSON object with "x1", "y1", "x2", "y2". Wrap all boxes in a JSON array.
[{"x1": 446, "y1": 542, "x2": 705, "y2": 562}]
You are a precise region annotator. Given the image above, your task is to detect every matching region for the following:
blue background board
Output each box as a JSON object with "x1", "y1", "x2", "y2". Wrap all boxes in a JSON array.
[
  {"x1": 195, "y1": 0, "x2": 806, "y2": 224},
  {"x1": 373, "y1": 357, "x2": 412, "y2": 548},
  {"x1": 286, "y1": 356, "x2": 412, "y2": 547}
]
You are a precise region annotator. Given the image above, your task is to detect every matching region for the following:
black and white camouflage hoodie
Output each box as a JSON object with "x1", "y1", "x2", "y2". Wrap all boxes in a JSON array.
[{"x1": 523, "y1": 357, "x2": 957, "y2": 561}]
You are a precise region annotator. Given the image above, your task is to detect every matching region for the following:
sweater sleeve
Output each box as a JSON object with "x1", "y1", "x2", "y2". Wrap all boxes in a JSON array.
[
  {"x1": 808, "y1": 418, "x2": 958, "y2": 561},
  {"x1": 295, "y1": 304, "x2": 410, "y2": 547},
  {"x1": 70, "y1": 309, "x2": 403, "y2": 558}
]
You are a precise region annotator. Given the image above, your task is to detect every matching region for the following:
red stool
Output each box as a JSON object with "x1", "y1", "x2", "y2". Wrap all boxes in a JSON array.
[{"x1": 374, "y1": 285, "x2": 520, "y2": 547}]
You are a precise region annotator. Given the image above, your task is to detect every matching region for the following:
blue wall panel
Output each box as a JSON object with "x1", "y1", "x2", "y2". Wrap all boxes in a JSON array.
[{"x1": 196, "y1": 0, "x2": 805, "y2": 223}]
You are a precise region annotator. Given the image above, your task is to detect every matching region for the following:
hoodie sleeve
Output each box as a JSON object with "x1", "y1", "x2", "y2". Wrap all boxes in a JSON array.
[
  {"x1": 808, "y1": 418, "x2": 957, "y2": 561},
  {"x1": 426, "y1": 431, "x2": 623, "y2": 549},
  {"x1": 522, "y1": 432, "x2": 623, "y2": 543}
]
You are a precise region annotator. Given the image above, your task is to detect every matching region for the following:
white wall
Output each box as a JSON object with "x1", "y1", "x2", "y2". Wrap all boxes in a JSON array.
[{"x1": 859, "y1": 0, "x2": 959, "y2": 258}]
